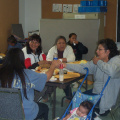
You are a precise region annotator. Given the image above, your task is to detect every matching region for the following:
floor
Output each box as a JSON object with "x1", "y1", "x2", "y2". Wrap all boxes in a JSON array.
[{"x1": 41, "y1": 83, "x2": 120, "y2": 120}]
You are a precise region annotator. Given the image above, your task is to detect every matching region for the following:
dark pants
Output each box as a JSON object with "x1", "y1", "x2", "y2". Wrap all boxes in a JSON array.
[
  {"x1": 63, "y1": 85, "x2": 72, "y2": 100},
  {"x1": 34, "y1": 102, "x2": 49, "y2": 120},
  {"x1": 43, "y1": 85, "x2": 72, "y2": 100}
]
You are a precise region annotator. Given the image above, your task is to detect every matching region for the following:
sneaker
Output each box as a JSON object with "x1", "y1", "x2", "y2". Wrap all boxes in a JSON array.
[
  {"x1": 72, "y1": 82, "x2": 79, "y2": 88},
  {"x1": 94, "y1": 116, "x2": 102, "y2": 120}
]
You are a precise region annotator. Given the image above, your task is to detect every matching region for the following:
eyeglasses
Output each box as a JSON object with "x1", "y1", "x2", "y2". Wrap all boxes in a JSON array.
[
  {"x1": 30, "y1": 41, "x2": 39, "y2": 45},
  {"x1": 97, "y1": 48, "x2": 105, "y2": 51}
]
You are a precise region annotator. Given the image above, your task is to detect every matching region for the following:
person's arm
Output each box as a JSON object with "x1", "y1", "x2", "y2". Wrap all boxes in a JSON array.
[
  {"x1": 62, "y1": 113, "x2": 71, "y2": 120},
  {"x1": 93, "y1": 56, "x2": 120, "y2": 78},
  {"x1": 64, "y1": 46, "x2": 75, "y2": 62},
  {"x1": 63, "y1": 60, "x2": 96, "y2": 75},
  {"x1": 77, "y1": 42, "x2": 88, "y2": 54},
  {"x1": 46, "y1": 60, "x2": 61, "y2": 81},
  {"x1": 46, "y1": 47, "x2": 56, "y2": 61}
]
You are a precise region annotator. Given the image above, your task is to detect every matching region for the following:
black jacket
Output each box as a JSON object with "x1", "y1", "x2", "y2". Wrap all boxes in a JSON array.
[{"x1": 67, "y1": 41, "x2": 88, "y2": 60}]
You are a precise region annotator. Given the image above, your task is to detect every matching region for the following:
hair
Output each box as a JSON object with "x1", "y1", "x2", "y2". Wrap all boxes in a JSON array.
[
  {"x1": 69, "y1": 33, "x2": 77, "y2": 38},
  {"x1": 54, "y1": 36, "x2": 66, "y2": 45},
  {"x1": 98, "y1": 38, "x2": 119, "y2": 60},
  {"x1": 0, "y1": 48, "x2": 28, "y2": 99},
  {"x1": 26, "y1": 34, "x2": 42, "y2": 54},
  {"x1": 7, "y1": 35, "x2": 17, "y2": 44},
  {"x1": 80, "y1": 100, "x2": 93, "y2": 114}
]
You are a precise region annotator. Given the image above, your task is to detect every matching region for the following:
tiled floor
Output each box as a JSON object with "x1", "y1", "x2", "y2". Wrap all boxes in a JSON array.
[{"x1": 42, "y1": 84, "x2": 120, "y2": 120}]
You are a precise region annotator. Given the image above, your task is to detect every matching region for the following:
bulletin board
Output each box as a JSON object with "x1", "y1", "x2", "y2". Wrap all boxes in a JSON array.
[
  {"x1": 42, "y1": 0, "x2": 117, "y2": 41},
  {"x1": 42, "y1": 0, "x2": 82, "y2": 19},
  {"x1": 40, "y1": 19, "x2": 99, "y2": 61}
]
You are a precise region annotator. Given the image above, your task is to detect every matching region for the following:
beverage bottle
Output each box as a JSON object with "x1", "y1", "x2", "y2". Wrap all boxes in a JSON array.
[
  {"x1": 59, "y1": 64, "x2": 64, "y2": 81},
  {"x1": 53, "y1": 52, "x2": 58, "y2": 60},
  {"x1": 73, "y1": 41, "x2": 76, "y2": 46}
]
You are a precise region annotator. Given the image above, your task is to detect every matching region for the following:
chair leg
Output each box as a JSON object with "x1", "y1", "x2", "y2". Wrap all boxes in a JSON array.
[{"x1": 110, "y1": 110, "x2": 116, "y2": 120}]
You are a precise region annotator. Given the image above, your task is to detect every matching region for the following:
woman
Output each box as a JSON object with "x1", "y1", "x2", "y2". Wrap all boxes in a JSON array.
[
  {"x1": 47, "y1": 35, "x2": 75, "y2": 62},
  {"x1": 0, "y1": 48, "x2": 61, "y2": 120},
  {"x1": 63, "y1": 38, "x2": 120, "y2": 116},
  {"x1": 67, "y1": 33, "x2": 88, "y2": 61},
  {"x1": 46, "y1": 36, "x2": 75, "y2": 102},
  {"x1": 7, "y1": 35, "x2": 22, "y2": 50},
  {"x1": 22, "y1": 34, "x2": 50, "y2": 69}
]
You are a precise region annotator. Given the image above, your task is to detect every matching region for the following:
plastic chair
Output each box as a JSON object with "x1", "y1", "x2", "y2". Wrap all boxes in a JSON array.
[{"x1": 0, "y1": 88, "x2": 25, "y2": 120}]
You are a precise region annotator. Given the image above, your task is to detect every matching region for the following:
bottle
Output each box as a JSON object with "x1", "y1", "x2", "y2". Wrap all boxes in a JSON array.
[
  {"x1": 59, "y1": 64, "x2": 64, "y2": 81},
  {"x1": 53, "y1": 52, "x2": 58, "y2": 60},
  {"x1": 73, "y1": 41, "x2": 76, "y2": 46}
]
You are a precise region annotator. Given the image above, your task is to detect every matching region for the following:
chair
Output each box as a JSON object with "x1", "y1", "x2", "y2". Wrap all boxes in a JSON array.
[{"x1": 0, "y1": 88, "x2": 25, "y2": 120}]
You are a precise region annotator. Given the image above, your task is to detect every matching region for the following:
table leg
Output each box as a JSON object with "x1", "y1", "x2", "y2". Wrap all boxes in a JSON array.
[{"x1": 52, "y1": 86, "x2": 56, "y2": 119}]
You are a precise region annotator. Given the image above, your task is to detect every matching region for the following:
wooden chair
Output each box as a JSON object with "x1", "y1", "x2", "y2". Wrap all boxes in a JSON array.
[{"x1": 0, "y1": 88, "x2": 25, "y2": 120}]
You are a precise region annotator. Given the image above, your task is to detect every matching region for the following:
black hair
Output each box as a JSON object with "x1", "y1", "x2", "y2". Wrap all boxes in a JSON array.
[
  {"x1": 80, "y1": 100, "x2": 93, "y2": 114},
  {"x1": 54, "y1": 36, "x2": 66, "y2": 45},
  {"x1": 0, "y1": 48, "x2": 28, "y2": 99},
  {"x1": 69, "y1": 33, "x2": 77, "y2": 38},
  {"x1": 7, "y1": 35, "x2": 17, "y2": 44},
  {"x1": 26, "y1": 34, "x2": 42, "y2": 54},
  {"x1": 98, "y1": 38, "x2": 119, "y2": 60}
]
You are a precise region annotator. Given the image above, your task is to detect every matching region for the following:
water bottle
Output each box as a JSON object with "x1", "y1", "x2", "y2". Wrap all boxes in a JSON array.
[
  {"x1": 59, "y1": 64, "x2": 64, "y2": 81},
  {"x1": 73, "y1": 41, "x2": 76, "y2": 46},
  {"x1": 53, "y1": 52, "x2": 58, "y2": 60}
]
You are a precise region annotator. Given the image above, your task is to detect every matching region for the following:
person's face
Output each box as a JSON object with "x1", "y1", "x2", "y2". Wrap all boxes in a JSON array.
[
  {"x1": 69, "y1": 35, "x2": 77, "y2": 44},
  {"x1": 96, "y1": 44, "x2": 110, "y2": 62},
  {"x1": 56, "y1": 38, "x2": 66, "y2": 51},
  {"x1": 76, "y1": 106, "x2": 88, "y2": 117},
  {"x1": 29, "y1": 40, "x2": 40, "y2": 52}
]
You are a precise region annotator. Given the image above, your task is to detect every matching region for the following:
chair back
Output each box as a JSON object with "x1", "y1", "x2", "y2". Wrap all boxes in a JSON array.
[{"x1": 0, "y1": 88, "x2": 25, "y2": 120}]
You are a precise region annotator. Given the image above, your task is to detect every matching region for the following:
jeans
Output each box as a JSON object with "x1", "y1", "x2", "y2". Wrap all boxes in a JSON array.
[{"x1": 34, "y1": 102, "x2": 49, "y2": 120}]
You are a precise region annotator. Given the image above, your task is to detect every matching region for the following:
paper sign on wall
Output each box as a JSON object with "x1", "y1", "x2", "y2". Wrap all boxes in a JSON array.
[
  {"x1": 52, "y1": 4, "x2": 62, "y2": 12},
  {"x1": 73, "y1": 4, "x2": 80, "y2": 13},
  {"x1": 63, "y1": 4, "x2": 72, "y2": 13}
]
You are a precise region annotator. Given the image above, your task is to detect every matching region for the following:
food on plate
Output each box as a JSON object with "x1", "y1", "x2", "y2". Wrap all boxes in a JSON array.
[
  {"x1": 53, "y1": 69, "x2": 59, "y2": 75},
  {"x1": 35, "y1": 66, "x2": 48, "y2": 73}
]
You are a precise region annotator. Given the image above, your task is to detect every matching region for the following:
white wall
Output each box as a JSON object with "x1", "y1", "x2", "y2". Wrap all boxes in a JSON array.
[{"x1": 19, "y1": 0, "x2": 41, "y2": 38}]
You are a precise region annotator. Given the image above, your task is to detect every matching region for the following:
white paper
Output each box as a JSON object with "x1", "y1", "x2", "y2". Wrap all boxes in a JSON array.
[
  {"x1": 63, "y1": 4, "x2": 72, "y2": 13},
  {"x1": 52, "y1": 4, "x2": 62, "y2": 12},
  {"x1": 75, "y1": 15, "x2": 85, "y2": 19},
  {"x1": 73, "y1": 4, "x2": 80, "y2": 13}
]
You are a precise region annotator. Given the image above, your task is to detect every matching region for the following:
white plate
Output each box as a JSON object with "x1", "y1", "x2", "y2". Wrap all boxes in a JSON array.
[{"x1": 49, "y1": 76, "x2": 57, "y2": 82}]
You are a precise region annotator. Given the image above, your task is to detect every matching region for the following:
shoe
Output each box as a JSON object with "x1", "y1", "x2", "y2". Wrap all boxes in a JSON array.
[
  {"x1": 72, "y1": 82, "x2": 79, "y2": 88},
  {"x1": 94, "y1": 116, "x2": 102, "y2": 120},
  {"x1": 100, "y1": 110, "x2": 110, "y2": 116},
  {"x1": 42, "y1": 98, "x2": 48, "y2": 102}
]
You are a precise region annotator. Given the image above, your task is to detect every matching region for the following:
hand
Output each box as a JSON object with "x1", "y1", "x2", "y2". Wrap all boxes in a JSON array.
[
  {"x1": 62, "y1": 63, "x2": 67, "y2": 68},
  {"x1": 38, "y1": 60, "x2": 46, "y2": 65},
  {"x1": 51, "y1": 60, "x2": 62, "y2": 69},
  {"x1": 93, "y1": 56, "x2": 100, "y2": 64},
  {"x1": 74, "y1": 40, "x2": 78, "y2": 44}
]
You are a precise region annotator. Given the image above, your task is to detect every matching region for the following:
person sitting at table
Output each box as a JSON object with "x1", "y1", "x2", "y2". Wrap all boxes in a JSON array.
[
  {"x1": 22, "y1": 34, "x2": 51, "y2": 69},
  {"x1": 0, "y1": 48, "x2": 61, "y2": 120},
  {"x1": 47, "y1": 35, "x2": 75, "y2": 62},
  {"x1": 44, "y1": 36, "x2": 75, "y2": 102},
  {"x1": 63, "y1": 38, "x2": 120, "y2": 118},
  {"x1": 7, "y1": 35, "x2": 23, "y2": 50},
  {"x1": 67, "y1": 33, "x2": 88, "y2": 61}
]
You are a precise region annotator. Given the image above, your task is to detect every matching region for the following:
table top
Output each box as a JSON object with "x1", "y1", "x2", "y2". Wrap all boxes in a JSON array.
[{"x1": 46, "y1": 74, "x2": 85, "y2": 88}]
